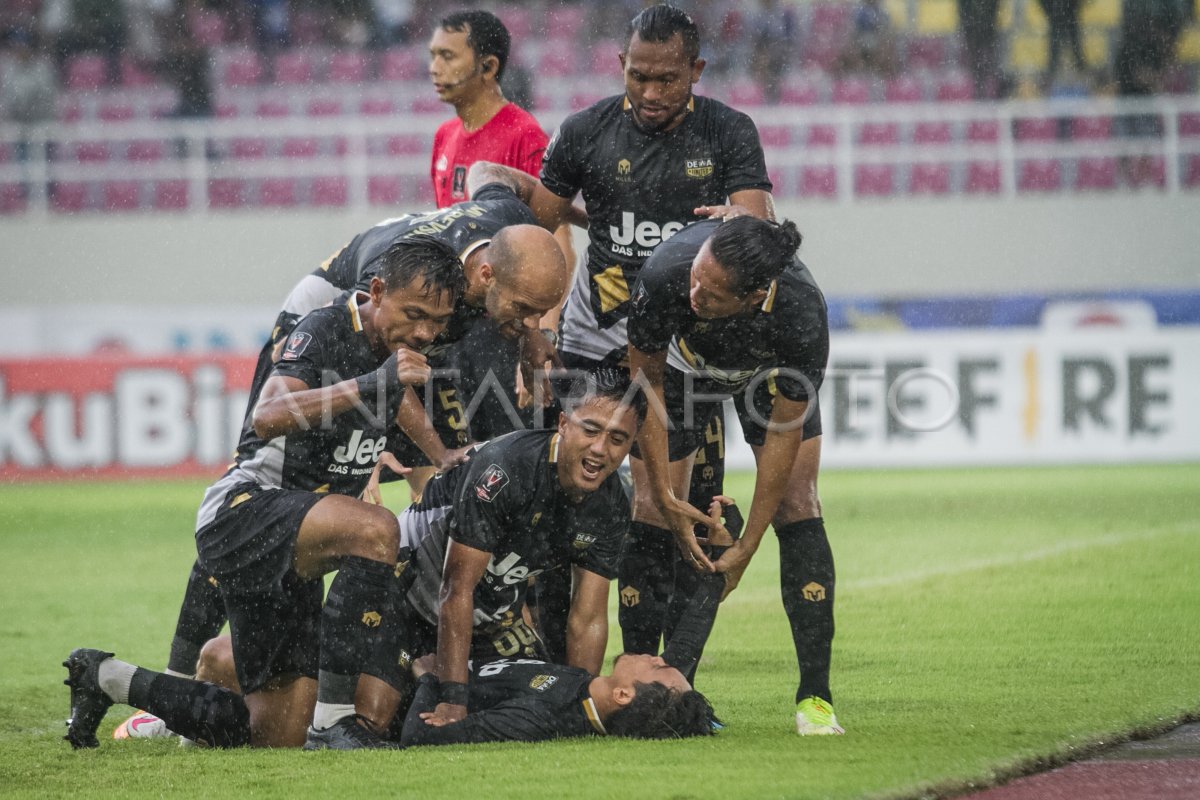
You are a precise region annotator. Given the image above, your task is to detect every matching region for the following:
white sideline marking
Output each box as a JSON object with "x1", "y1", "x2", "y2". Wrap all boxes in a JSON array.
[{"x1": 845, "y1": 524, "x2": 1197, "y2": 592}]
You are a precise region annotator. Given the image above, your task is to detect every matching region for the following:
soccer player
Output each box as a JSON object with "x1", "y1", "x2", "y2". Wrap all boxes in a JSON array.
[
  {"x1": 466, "y1": 3, "x2": 773, "y2": 662},
  {"x1": 64, "y1": 240, "x2": 465, "y2": 751},
  {"x1": 626, "y1": 215, "x2": 843, "y2": 735}
]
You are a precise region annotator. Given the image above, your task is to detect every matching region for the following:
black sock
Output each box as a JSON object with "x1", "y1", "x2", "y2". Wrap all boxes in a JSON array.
[
  {"x1": 167, "y1": 561, "x2": 227, "y2": 675},
  {"x1": 319, "y1": 556, "x2": 392, "y2": 705},
  {"x1": 618, "y1": 522, "x2": 676, "y2": 654},
  {"x1": 777, "y1": 518, "x2": 836, "y2": 704},
  {"x1": 127, "y1": 669, "x2": 250, "y2": 747}
]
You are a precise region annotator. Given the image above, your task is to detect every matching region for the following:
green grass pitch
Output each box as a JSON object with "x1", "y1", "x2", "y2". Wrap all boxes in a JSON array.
[{"x1": 1, "y1": 464, "x2": 1197, "y2": 799}]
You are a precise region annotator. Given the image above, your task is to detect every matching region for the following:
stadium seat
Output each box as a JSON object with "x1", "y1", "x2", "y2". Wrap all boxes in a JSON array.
[
  {"x1": 909, "y1": 162, "x2": 952, "y2": 194},
  {"x1": 214, "y1": 101, "x2": 240, "y2": 118},
  {"x1": 854, "y1": 164, "x2": 896, "y2": 196},
  {"x1": 1071, "y1": 116, "x2": 1113, "y2": 140},
  {"x1": 119, "y1": 57, "x2": 157, "y2": 87},
  {"x1": 208, "y1": 178, "x2": 248, "y2": 209},
  {"x1": 800, "y1": 165, "x2": 838, "y2": 197},
  {"x1": 913, "y1": 121, "x2": 953, "y2": 144},
  {"x1": 153, "y1": 180, "x2": 189, "y2": 210},
  {"x1": 811, "y1": 1, "x2": 852, "y2": 34},
  {"x1": 1074, "y1": 157, "x2": 1117, "y2": 190},
  {"x1": 410, "y1": 96, "x2": 443, "y2": 114},
  {"x1": 800, "y1": 30, "x2": 842, "y2": 71},
  {"x1": 934, "y1": 71, "x2": 973, "y2": 101},
  {"x1": 230, "y1": 137, "x2": 268, "y2": 159},
  {"x1": 281, "y1": 137, "x2": 319, "y2": 159},
  {"x1": 1125, "y1": 156, "x2": 1166, "y2": 188},
  {"x1": 68, "y1": 140, "x2": 110, "y2": 163},
  {"x1": 885, "y1": 75, "x2": 924, "y2": 103},
  {"x1": 368, "y1": 175, "x2": 403, "y2": 205},
  {"x1": 806, "y1": 124, "x2": 838, "y2": 148},
  {"x1": 906, "y1": 36, "x2": 949, "y2": 70},
  {"x1": 728, "y1": 80, "x2": 766, "y2": 107},
  {"x1": 103, "y1": 181, "x2": 143, "y2": 211},
  {"x1": 380, "y1": 47, "x2": 423, "y2": 81},
  {"x1": 256, "y1": 96, "x2": 291, "y2": 118},
  {"x1": 307, "y1": 96, "x2": 343, "y2": 117},
  {"x1": 65, "y1": 55, "x2": 108, "y2": 91},
  {"x1": 1017, "y1": 159, "x2": 1062, "y2": 191},
  {"x1": 0, "y1": 143, "x2": 10, "y2": 164},
  {"x1": 1178, "y1": 113, "x2": 1200, "y2": 138},
  {"x1": 290, "y1": 10, "x2": 326, "y2": 47},
  {"x1": 51, "y1": 182, "x2": 90, "y2": 212},
  {"x1": 1184, "y1": 155, "x2": 1200, "y2": 187},
  {"x1": 832, "y1": 77, "x2": 872, "y2": 104},
  {"x1": 1015, "y1": 118, "x2": 1060, "y2": 141},
  {"x1": 98, "y1": 102, "x2": 136, "y2": 122},
  {"x1": 589, "y1": 40, "x2": 623, "y2": 74},
  {"x1": 59, "y1": 98, "x2": 83, "y2": 123},
  {"x1": 188, "y1": 7, "x2": 227, "y2": 45},
  {"x1": 311, "y1": 177, "x2": 348, "y2": 207},
  {"x1": 538, "y1": 43, "x2": 577, "y2": 77},
  {"x1": 494, "y1": 5, "x2": 532, "y2": 39},
  {"x1": 0, "y1": 183, "x2": 27, "y2": 214},
  {"x1": 329, "y1": 50, "x2": 369, "y2": 83},
  {"x1": 546, "y1": 5, "x2": 585, "y2": 40},
  {"x1": 966, "y1": 119, "x2": 1000, "y2": 142},
  {"x1": 360, "y1": 96, "x2": 395, "y2": 116},
  {"x1": 859, "y1": 122, "x2": 900, "y2": 145},
  {"x1": 759, "y1": 125, "x2": 792, "y2": 147},
  {"x1": 125, "y1": 139, "x2": 166, "y2": 161},
  {"x1": 259, "y1": 178, "x2": 299, "y2": 207},
  {"x1": 221, "y1": 50, "x2": 264, "y2": 88},
  {"x1": 916, "y1": 0, "x2": 958, "y2": 34},
  {"x1": 779, "y1": 73, "x2": 826, "y2": 105},
  {"x1": 965, "y1": 161, "x2": 1001, "y2": 193}
]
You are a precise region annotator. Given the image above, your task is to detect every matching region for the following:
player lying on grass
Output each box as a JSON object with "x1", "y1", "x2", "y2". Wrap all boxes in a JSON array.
[
  {"x1": 64, "y1": 241, "x2": 464, "y2": 751},
  {"x1": 626, "y1": 214, "x2": 843, "y2": 735}
]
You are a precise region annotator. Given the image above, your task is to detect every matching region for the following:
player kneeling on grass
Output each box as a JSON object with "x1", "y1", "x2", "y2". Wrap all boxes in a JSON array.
[{"x1": 62, "y1": 239, "x2": 464, "y2": 751}]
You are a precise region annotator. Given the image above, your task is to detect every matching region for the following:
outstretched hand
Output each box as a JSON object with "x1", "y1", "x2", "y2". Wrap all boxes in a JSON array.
[
  {"x1": 422, "y1": 702, "x2": 467, "y2": 727},
  {"x1": 659, "y1": 495, "x2": 725, "y2": 573},
  {"x1": 360, "y1": 452, "x2": 410, "y2": 505}
]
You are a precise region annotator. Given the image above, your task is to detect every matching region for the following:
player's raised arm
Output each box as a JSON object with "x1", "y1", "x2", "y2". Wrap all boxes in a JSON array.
[{"x1": 466, "y1": 161, "x2": 587, "y2": 231}]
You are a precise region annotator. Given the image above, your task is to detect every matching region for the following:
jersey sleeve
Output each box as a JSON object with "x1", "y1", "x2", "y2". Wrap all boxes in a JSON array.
[
  {"x1": 627, "y1": 247, "x2": 687, "y2": 354},
  {"x1": 450, "y1": 457, "x2": 517, "y2": 553},
  {"x1": 538, "y1": 115, "x2": 585, "y2": 199},
  {"x1": 268, "y1": 311, "x2": 332, "y2": 389},
  {"x1": 771, "y1": 280, "x2": 830, "y2": 402},
  {"x1": 401, "y1": 674, "x2": 567, "y2": 745},
  {"x1": 513, "y1": 120, "x2": 549, "y2": 178},
  {"x1": 719, "y1": 110, "x2": 773, "y2": 196}
]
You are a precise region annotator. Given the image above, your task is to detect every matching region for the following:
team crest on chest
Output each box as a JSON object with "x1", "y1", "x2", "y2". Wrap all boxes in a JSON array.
[
  {"x1": 475, "y1": 464, "x2": 510, "y2": 502},
  {"x1": 686, "y1": 157, "x2": 714, "y2": 179}
]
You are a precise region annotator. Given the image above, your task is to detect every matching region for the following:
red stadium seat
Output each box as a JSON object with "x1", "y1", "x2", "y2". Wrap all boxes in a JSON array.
[
  {"x1": 966, "y1": 120, "x2": 1000, "y2": 143},
  {"x1": 260, "y1": 178, "x2": 299, "y2": 207},
  {"x1": 1071, "y1": 116, "x2": 1112, "y2": 140},
  {"x1": 103, "y1": 181, "x2": 142, "y2": 211},
  {"x1": 0, "y1": 183, "x2": 27, "y2": 214},
  {"x1": 934, "y1": 72, "x2": 973, "y2": 102},
  {"x1": 274, "y1": 51, "x2": 314, "y2": 85},
  {"x1": 98, "y1": 102, "x2": 136, "y2": 122},
  {"x1": 1074, "y1": 157, "x2": 1117, "y2": 190},
  {"x1": 1017, "y1": 159, "x2": 1062, "y2": 191},
  {"x1": 230, "y1": 138, "x2": 268, "y2": 159},
  {"x1": 281, "y1": 137, "x2": 319, "y2": 159},
  {"x1": 907, "y1": 36, "x2": 949, "y2": 70},
  {"x1": 854, "y1": 164, "x2": 896, "y2": 196},
  {"x1": 806, "y1": 124, "x2": 838, "y2": 147},
  {"x1": 832, "y1": 77, "x2": 871, "y2": 104},
  {"x1": 119, "y1": 57, "x2": 157, "y2": 87},
  {"x1": 965, "y1": 162, "x2": 1001, "y2": 193},
  {"x1": 811, "y1": 1, "x2": 852, "y2": 34},
  {"x1": 380, "y1": 47, "x2": 423, "y2": 81},
  {"x1": 360, "y1": 96, "x2": 395, "y2": 116},
  {"x1": 51, "y1": 182, "x2": 90, "y2": 212},
  {"x1": 1015, "y1": 118, "x2": 1059, "y2": 141},
  {"x1": 1177, "y1": 113, "x2": 1200, "y2": 138},
  {"x1": 410, "y1": 96, "x2": 443, "y2": 114},
  {"x1": 125, "y1": 139, "x2": 166, "y2": 161},
  {"x1": 65, "y1": 55, "x2": 108, "y2": 91},
  {"x1": 329, "y1": 50, "x2": 369, "y2": 84},
  {"x1": 208, "y1": 178, "x2": 247, "y2": 209},
  {"x1": 256, "y1": 96, "x2": 291, "y2": 118},
  {"x1": 801, "y1": 31, "x2": 841, "y2": 71},
  {"x1": 307, "y1": 97, "x2": 343, "y2": 117},
  {"x1": 1184, "y1": 155, "x2": 1200, "y2": 187},
  {"x1": 728, "y1": 80, "x2": 766, "y2": 107},
  {"x1": 885, "y1": 75, "x2": 924, "y2": 103},
  {"x1": 859, "y1": 122, "x2": 899, "y2": 145},
  {"x1": 494, "y1": 5, "x2": 532, "y2": 39},
  {"x1": 909, "y1": 163, "x2": 952, "y2": 195},
  {"x1": 913, "y1": 121, "x2": 953, "y2": 144},
  {"x1": 311, "y1": 177, "x2": 348, "y2": 207},
  {"x1": 222, "y1": 50, "x2": 263, "y2": 87},
  {"x1": 189, "y1": 8, "x2": 227, "y2": 45},
  {"x1": 800, "y1": 165, "x2": 838, "y2": 197},
  {"x1": 1125, "y1": 156, "x2": 1166, "y2": 188},
  {"x1": 73, "y1": 141, "x2": 111, "y2": 163},
  {"x1": 546, "y1": 5, "x2": 585, "y2": 40},
  {"x1": 759, "y1": 125, "x2": 792, "y2": 148},
  {"x1": 779, "y1": 73, "x2": 825, "y2": 105},
  {"x1": 589, "y1": 40, "x2": 623, "y2": 74},
  {"x1": 538, "y1": 43, "x2": 577, "y2": 77},
  {"x1": 369, "y1": 175, "x2": 405, "y2": 205},
  {"x1": 153, "y1": 180, "x2": 189, "y2": 210},
  {"x1": 386, "y1": 134, "x2": 424, "y2": 155}
]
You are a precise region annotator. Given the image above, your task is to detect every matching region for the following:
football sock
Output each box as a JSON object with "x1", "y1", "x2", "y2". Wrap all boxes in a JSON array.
[
  {"x1": 167, "y1": 560, "x2": 227, "y2": 676},
  {"x1": 317, "y1": 555, "x2": 392, "y2": 726},
  {"x1": 127, "y1": 669, "x2": 250, "y2": 747},
  {"x1": 778, "y1": 518, "x2": 836, "y2": 704},
  {"x1": 97, "y1": 657, "x2": 136, "y2": 704},
  {"x1": 617, "y1": 522, "x2": 676, "y2": 654}
]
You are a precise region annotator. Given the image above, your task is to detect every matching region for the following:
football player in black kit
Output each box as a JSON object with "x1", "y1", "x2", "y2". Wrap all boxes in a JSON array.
[
  {"x1": 627, "y1": 214, "x2": 844, "y2": 735},
  {"x1": 62, "y1": 241, "x2": 465, "y2": 751},
  {"x1": 119, "y1": 183, "x2": 572, "y2": 744},
  {"x1": 467, "y1": 3, "x2": 775, "y2": 673}
]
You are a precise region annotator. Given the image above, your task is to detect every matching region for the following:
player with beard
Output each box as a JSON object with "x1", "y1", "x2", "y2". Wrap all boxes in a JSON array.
[
  {"x1": 627, "y1": 215, "x2": 842, "y2": 735},
  {"x1": 466, "y1": 3, "x2": 771, "y2": 673},
  {"x1": 64, "y1": 240, "x2": 464, "y2": 751}
]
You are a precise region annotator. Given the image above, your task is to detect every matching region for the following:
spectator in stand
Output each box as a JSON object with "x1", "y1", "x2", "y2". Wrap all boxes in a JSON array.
[
  {"x1": 248, "y1": 0, "x2": 290, "y2": 53},
  {"x1": 160, "y1": 0, "x2": 213, "y2": 117},
  {"x1": 1, "y1": 29, "x2": 58, "y2": 162},
  {"x1": 369, "y1": 0, "x2": 416, "y2": 46},
  {"x1": 46, "y1": 0, "x2": 128, "y2": 83},
  {"x1": 746, "y1": 0, "x2": 796, "y2": 103},
  {"x1": 835, "y1": 0, "x2": 898, "y2": 77},
  {"x1": 1036, "y1": 0, "x2": 1086, "y2": 87},
  {"x1": 959, "y1": 0, "x2": 1004, "y2": 98}
]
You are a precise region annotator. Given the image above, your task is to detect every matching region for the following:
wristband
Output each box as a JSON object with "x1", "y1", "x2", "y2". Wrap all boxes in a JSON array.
[
  {"x1": 356, "y1": 352, "x2": 403, "y2": 407},
  {"x1": 438, "y1": 680, "x2": 469, "y2": 706}
]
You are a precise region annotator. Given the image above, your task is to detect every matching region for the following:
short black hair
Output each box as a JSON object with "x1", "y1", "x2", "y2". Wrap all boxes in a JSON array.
[
  {"x1": 709, "y1": 217, "x2": 803, "y2": 296},
  {"x1": 440, "y1": 10, "x2": 510, "y2": 82},
  {"x1": 606, "y1": 682, "x2": 716, "y2": 739},
  {"x1": 374, "y1": 237, "x2": 465, "y2": 303},
  {"x1": 626, "y1": 4, "x2": 701, "y2": 62},
  {"x1": 564, "y1": 368, "x2": 648, "y2": 427}
]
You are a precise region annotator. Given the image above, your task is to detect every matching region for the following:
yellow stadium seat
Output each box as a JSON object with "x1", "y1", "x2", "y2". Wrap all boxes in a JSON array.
[
  {"x1": 998, "y1": 0, "x2": 1015, "y2": 31},
  {"x1": 886, "y1": 0, "x2": 910, "y2": 30},
  {"x1": 1010, "y1": 33, "x2": 1049, "y2": 71},
  {"x1": 1080, "y1": 0, "x2": 1119, "y2": 28},
  {"x1": 917, "y1": 0, "x2": 958, "y2": 34},
  {"x1": 1084, "y1": 30, "x2": 1109, "y2": 67},
  {"x1": 1178, "y1": 26, "x2": 1200, "y2": 64},
  {"x1": 1023, "y1": 0, "x2": 1049, "y2": 32}
]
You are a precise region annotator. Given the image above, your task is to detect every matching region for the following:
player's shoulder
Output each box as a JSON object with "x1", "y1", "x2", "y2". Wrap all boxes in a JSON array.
[
  {"x1": 468, "y1": 430, "x2": 553, "y2": 487},
  {"x1": 434, "y1": 115, "x2": 462, "y2": 138},
  {"x1": 497, "y1": 102, "x2": 547, "y2": 132}
]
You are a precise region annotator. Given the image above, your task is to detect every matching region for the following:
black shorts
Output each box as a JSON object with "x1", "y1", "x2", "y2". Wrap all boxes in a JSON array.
[
  {"x1": 652, "y1": 368, "x2": 823, "y2": 462},
  {"x1": 195, "y1": 483, "x2": 324, "y2": 694}
]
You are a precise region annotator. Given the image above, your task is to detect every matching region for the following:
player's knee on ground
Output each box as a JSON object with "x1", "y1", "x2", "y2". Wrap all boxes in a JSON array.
[{"x1": 196, "y1": 635, "x2": 240, "y2": 693}]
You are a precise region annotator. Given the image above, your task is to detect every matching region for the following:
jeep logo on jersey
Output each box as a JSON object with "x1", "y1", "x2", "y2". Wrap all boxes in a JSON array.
[
  {"x1": 686, "y1": 157, "x2": 714, "y2": 178},
  {"x1": 475, "y1": 464, "x2": 510, "y2": 502},
  {"x1": 610, "y1": 212, "x2": 684, "y2": 248},
  {"x1": 332, "y1": 430, "x2": 387, "y2": 465},
  {"x1": 281, "y1": 331, "x2": 312, "y2": 361},
  {"x1": 486, "y1": 551, "x2": 543, "y2": 585}
]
